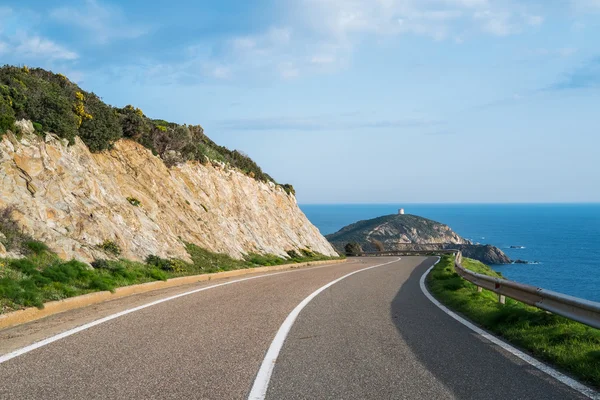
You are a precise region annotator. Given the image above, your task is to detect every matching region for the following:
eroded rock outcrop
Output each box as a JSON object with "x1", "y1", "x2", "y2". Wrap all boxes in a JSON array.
[
  {"x1": 326, "y1": 214, "x2": 511, "y2": 265},
  {"x1": 0, "y1": 130, "x2": 337, "y2": 262}
]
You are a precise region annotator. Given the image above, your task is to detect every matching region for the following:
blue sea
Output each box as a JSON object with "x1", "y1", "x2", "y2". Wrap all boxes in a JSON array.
[{"x1": 300, "y1": 204, "x2": 600, "y2": 303}]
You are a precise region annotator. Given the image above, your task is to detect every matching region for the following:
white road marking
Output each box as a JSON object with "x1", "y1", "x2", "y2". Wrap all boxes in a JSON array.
[
  {"x1": 0, "y1": 260, "x2": 360, "y2": 365},
  {"x1": 248, "y1": 257, "x2": 402, "y2": 400},
  {"x1": 420, "y1": 258, "x2": 600, "y2": 400}
]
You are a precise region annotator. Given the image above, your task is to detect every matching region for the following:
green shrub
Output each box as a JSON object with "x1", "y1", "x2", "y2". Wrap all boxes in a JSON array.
[
  {"x1": 32, "y1": 122, "x2": 43, "y2": 133},
  {"x1": 127, "y1": 197, "x2": 141, "y2": 207},
  {"x1": 147, "y1": 268, "x2": 168, "y2": 281},
  {"x1": 78, "y1": 93, "x2": 122, "y2": 151},
  {"x1": 25, "y1": 81, "x2": 79, "y2": 144},
  {"x1": 281, "y1": 184, "x2": 295, "y2": 196},
  {"x1": 0, "y1": 95, "x2": 15, "y2": 134},
  {"x1": 246, "y1": 253, "x2": 285, "y2": 266},
  {"x1": 118, "y1": 105, "x2": 149, "y2": 140},
  {"x1": 24, "y1": 240, "x2": 49, "y2": 255},
  {"x1": 91, "y1": 259, "x2": 111, "y2": 270},
  {"x1": 286, "y1": 250, "x2": 301, "y2": 259},
  {"x1": 98, "y1": 240, "x2": 121, "y2": 256},
  {"x1": 145, "y1": 254, "x2": 171, "y2": 270},
  {"x1": 145, "y1": 255, "x2": 187, "y2": 273},
  {"x1": 0, "y1": 277, "x2": 44, "y2": 308},
  {"x1": 41, "y1": 260, "x2": 90, "y2": 284},
  {"x1": 89, "y1": 275, "x2": 115, "y2": 292},
  {"x1": 344, "y1": 242, "x2": 363, "y2": 256},
  {"x1": 301, "y1": 248, "x2": 316, "y2": 258},
  {"x1": 11, "y1": 258, "x2": 43, "y2": 277}
]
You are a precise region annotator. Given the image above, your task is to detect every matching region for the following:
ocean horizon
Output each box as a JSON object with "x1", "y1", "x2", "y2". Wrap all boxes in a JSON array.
[{"x1": 300, "y1": 203, "x2": 600, "y2": 303}]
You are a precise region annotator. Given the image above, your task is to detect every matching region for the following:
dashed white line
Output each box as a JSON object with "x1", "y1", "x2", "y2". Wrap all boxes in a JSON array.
[
  {"x1": 420, "y1": 258, "x2": 600, "y2": 400},
  {"x1": 248, "y1": 257, "x2": 402, "y2": 400}
]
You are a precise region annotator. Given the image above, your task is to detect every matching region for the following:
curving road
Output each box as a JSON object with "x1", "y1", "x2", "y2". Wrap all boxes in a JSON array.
[{"x1": 0, "y1": 257, "x2": 591, "y2": 399}]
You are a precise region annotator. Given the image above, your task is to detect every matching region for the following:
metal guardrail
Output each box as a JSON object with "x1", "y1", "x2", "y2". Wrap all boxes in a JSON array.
[
  {"x1": 352, "y1": 250, "x2": 600, "y2": 330},
  {"x1": 452, "y1": 252, "x2": 600, "y2": 330}
]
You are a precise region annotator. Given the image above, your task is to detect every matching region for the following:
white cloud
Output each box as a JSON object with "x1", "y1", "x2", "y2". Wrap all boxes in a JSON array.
[
  {"x1": 298, "y1": 0, "x2": 543, "y2": 40},
  {"x1": 572, "y1": 0, "x2": 600, "y2": 9},
  {"x1": 311, "y1": 55, "x2": 336, "y2": 65},
  {"x1": 115, "y1": 0, "x2": 547, "y2": 84},
  {"x1": 0, "y1": 41, "x2": 8, "y2": 55},
  {"x1": 212, "y1": 27, "x2": 300, "y2": 79},
  {"x1": 279, "y1": 62, "x2": 300, "y2": 79},
  {"x1": 533, "y1": 47, "x2": 578, "y2": 58},
  {"x1": 51, "y1": 0, "x2": 147, "y2": 44},
  {"x1": 15, "y1": 34, "x2": 78, "y2": 60},
  {"x1": 474, "y1": 10, "x2": 513, "y2": 36},
  {"x1": 211, "y1": 66, "x2": 231, "y2": 79},
  {"x1": 527, "y1": 15, "x2": 544, "y2": 26}
]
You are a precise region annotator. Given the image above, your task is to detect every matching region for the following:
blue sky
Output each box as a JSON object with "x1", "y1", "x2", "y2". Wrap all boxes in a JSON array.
[{"x1": 1, "y1": 0, "x2": 599, "y2": 203}]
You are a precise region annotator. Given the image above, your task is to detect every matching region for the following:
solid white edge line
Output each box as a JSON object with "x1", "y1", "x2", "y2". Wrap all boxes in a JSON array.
[
  {"x1": 0, "y1": 260, "x2": 359, "y2": 365},
  {"x1": 420, "y1": 257, "x2": 600, "y2": 400},
  {"x1": 247, "y1": 257, "x2": 402, "y2": 400}
]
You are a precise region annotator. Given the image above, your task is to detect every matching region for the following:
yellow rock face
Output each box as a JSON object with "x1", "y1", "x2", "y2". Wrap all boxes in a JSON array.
[{"x1": 0, "y1": 132, "x2": 337, "y2": 262}]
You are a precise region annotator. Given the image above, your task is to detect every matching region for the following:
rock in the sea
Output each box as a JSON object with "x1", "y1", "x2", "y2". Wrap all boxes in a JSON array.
[{"x1": 454, "y1": 244, "x2": 511, "y2": 265}]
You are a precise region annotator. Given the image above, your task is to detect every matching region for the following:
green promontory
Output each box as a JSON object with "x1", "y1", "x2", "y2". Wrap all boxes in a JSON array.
[{"x1": 326, "y1": 213, "x2": 511, "y2": 264}]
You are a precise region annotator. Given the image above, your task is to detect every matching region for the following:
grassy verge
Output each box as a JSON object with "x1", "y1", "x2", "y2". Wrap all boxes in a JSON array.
[
  {"x1": 0, "y1": 242, "x2": 343, "y2": 314},
  {"x1": 427, "y1": 255, "x2": 600, "y2": 388}
]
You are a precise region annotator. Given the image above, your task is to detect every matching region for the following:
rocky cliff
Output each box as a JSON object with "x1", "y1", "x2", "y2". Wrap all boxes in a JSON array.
[
  {"x1": 326, "y1": 214, "x2": 511, "y2": 265},
  {"x1": 0, "y1": 122, "x2": 337, "y2": 262}
]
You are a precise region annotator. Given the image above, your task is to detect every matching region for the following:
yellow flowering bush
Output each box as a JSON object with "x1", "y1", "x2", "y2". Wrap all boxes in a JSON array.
[{"x1": 73, "y1": 93, "x2": 93, "y2": 127}]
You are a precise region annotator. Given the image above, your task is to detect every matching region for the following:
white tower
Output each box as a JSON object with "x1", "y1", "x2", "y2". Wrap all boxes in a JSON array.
[{"x1": 399, "y1": 208, "x2": 405, "y2": 215}]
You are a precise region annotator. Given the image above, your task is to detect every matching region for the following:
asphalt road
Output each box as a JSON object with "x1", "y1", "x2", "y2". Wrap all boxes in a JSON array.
[{"x1": 0, "y1": 257, "x2": 590, "y2": 399}]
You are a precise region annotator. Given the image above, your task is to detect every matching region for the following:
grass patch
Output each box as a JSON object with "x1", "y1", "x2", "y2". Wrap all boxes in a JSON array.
[
  {"x1": 97, "y1": 240, "x2": 121, "y2": 257},
  {"x1": 0, "y1": 240, "x2": 343, "y2": 314},
  {"x1": 0, "y1": 253, "x2": 168, "y2": 312},
  {"x1": 245, "y1": 248, "x2": 341, "y2": 267},
  {"x1": 427, "y1": 255, "x2": 600, "y2": 388}
]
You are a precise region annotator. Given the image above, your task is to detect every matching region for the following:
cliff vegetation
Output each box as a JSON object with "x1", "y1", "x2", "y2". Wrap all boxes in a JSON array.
[{"x1": 0, "y1": 65, "x2": 293, "y2": 193}]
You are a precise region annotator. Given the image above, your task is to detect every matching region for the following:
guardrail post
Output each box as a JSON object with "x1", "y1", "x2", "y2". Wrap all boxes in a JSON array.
[{"x1": 498, "y1": 294, "x2": 506, "y2": 305}]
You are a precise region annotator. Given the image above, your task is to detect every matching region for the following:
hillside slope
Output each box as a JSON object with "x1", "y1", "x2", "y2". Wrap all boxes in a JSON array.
[
  {"x1": 326, "y1": 214, "x2": 511, "y2": 264},
  {"x1": 0, "y1": 124, "x2": 337, "y2": 261},
  {"x1": 0, "y1": 66, "x2": 336, "y2": 262}
]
